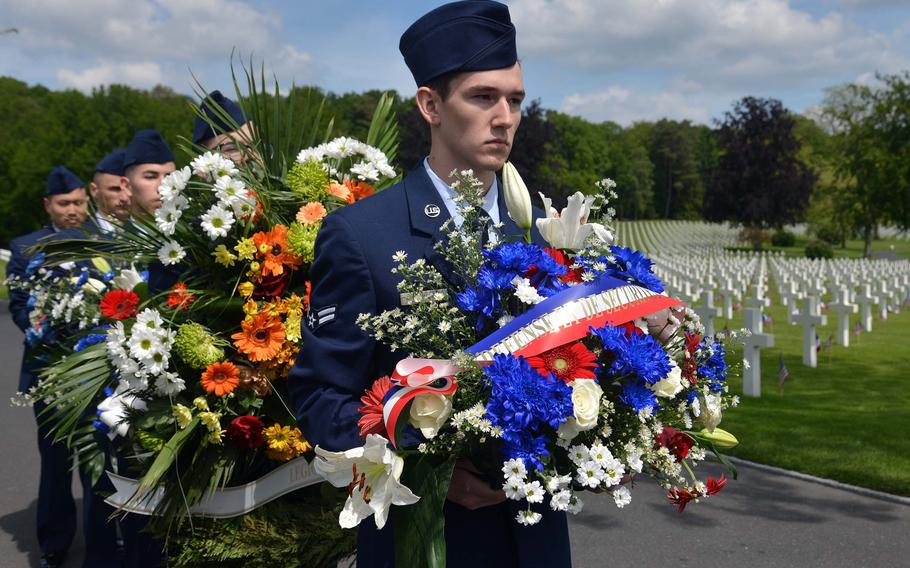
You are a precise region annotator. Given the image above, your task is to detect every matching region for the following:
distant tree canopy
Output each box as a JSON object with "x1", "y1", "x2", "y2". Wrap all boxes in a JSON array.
[
  {"x1": 705, "y1": 96, "x2": 817, "y2": 230},
  {"x1": 3, "y1": 75, "x2": 909, "y2": 256}
]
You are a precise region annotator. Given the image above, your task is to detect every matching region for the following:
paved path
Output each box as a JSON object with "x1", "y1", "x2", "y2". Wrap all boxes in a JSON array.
[{"x1": 0, "y1": 311, "x2": 907, "y2": 568}]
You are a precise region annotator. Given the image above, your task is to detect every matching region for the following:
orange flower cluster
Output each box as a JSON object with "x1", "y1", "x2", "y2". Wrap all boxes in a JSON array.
[
  {"x1": 167, "y1": 282, "x2": 196, "y2": 311},
  {"x1": 345, "y1": 179, "x2": 375, "y2": 201},
  {"x1": 250, "y1": 225, "x2": 303, "y2": 278}
]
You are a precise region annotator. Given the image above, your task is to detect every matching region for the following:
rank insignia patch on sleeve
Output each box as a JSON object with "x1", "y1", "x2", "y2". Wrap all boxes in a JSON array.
[{"x1": 306, "y1": 305, "x2": 337, "y2": 332}]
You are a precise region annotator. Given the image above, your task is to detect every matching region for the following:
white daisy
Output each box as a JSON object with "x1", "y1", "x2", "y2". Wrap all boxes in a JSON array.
[
  {"x1": 516, "y1": 510, "x2": 542, "y2": 526},
  {"x1": 612, "y1": 486, "x2": 632, "y2": 508},
  {"x1": 523, "y1": 481, "x2": 545, "y2": 504},
  {"x1": 200, "y1": 204, "x2": 235, "y2": 239},
  {"x1": 155, "y1": 371, "x2": 186, "y2": 396},
  {"x1": 135, "y1": 309, "x2": 164, "y2": 332},
  {"x1": 213, "y1": 176, "x2": 246, "y2": 203},
  {"x1": 128, "y1": 329, "x2": 161, "y2": 361},
  {"x1": 503, "y1": 477, "x2": 525, "y2": 500},
  {"x1": 502, "y1": 458, "x2": 527, "y2": 480},
  {"x1": 549, "y1": 490, "x2": 571, "y2": 511},
  {"x1": 157, "y1": 240, "x2": 186, "y2": 266}
]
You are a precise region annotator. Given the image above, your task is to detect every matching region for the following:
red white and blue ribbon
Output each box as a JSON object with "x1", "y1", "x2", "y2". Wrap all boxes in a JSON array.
[
  {"x1": 382, "y1": 359, "x2": 460, "y2": 447},
  {"x1": 382, "y1": 277, "x2": 684, "y2": 446}
]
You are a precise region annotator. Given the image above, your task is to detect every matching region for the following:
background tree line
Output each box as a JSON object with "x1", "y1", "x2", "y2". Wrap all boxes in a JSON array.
[{"x1": 1, "y1": 73, "x2": 908, "y2": 255}]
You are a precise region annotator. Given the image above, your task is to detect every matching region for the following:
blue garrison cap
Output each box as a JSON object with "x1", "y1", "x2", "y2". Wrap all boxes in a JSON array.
[
  {"x1": 123, "y1": 129, "x2": 175, "y2": 168},
  {"x1": 94, "y1": 148, "x2": 126, "y2": 176},
  {"x1": 193, "y1": 90, "x2": 247, "y2": 144},
  {"x1": 45, "y1": 165, "x2": 84, "y2": 196},
  {"x1": 399, "y1": 1, "x2": 517, "y2": 86}
]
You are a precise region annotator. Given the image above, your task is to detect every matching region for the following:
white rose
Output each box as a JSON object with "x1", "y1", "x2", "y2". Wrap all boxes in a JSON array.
[
  {"x1": 649, "y1": 363, "x2": 684, "y2": 398},
  {"x1": 698, "y1": 393, "x2": 723, "y2": 432},
  {"x1": 408, "y1": 393, "x2": 453, "y2": 439},
  {"x1": 558, "y1": 379, "x2": 603, "y2": 441}
]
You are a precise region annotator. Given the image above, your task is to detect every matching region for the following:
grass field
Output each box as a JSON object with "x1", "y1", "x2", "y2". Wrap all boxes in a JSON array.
[
  {"x1": 712, "y1": 287, "x2": 910, "y2": 496},
  {"x1": 765, "y1": 235, "x2": 910, "y2": 259},
  {"x1": 0, "y1": 259, "x2": 7, "y2": 300}
]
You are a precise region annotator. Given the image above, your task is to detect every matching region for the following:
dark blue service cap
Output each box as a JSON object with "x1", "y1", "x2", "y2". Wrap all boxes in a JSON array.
[
  {"x1": 45, "y1": 165, "x2": 84, "y2": 196},
  {"x1": 123, "y1": 129, "x2": 175, "y2": 168},
  {"x1": 399, "y1": 0, "x2": 517, "y2": 86},
  {"x1": 192, "y1": 90, "x2": 248, "y2": 144},
  {"x1": 94, "y1": 148, "x2": 126, "y2": 176}
]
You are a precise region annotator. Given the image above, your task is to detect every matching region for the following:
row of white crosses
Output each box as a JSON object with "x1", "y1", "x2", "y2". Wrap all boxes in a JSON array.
[{"x1": 649, "y1": 247, "x2": 910, "y2": 397}]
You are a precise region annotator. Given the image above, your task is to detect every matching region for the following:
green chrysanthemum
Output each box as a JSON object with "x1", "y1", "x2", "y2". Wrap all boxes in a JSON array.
[
  {"x1": 135, "y1": 430, "x2": 165, "y2": 452},
  {"x1": 174, "y1": 322, "x2": 224, "y2": 370},
  {"x1": 286, "y1": 160, "x2": 330, "y2": 202},
  {"x1": 286, "y1": 222, "x2": 320, "y2": 263}
]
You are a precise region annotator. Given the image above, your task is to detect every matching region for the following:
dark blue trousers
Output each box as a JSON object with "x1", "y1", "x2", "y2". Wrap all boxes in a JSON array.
[
  {"x1": 356, "y1": 500, "x2": 571, "y2": 568},
  {"x1": 33, "y1": 402, "x2": 122, "y2": 567}
]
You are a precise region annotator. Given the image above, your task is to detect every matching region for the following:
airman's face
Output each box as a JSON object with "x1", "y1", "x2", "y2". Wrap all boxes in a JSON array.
[
  {"x1": 123, "y1": 162, "x2": 176, "y2": 214},
  {"x1": 204, "y1": 122, "x2": 258, "y2": 166},
  {"x1": 44, "y1": 187, "x2": 89, "y2": 228},
  {"x1": 91, "y1": 172, "x2": 131, "y2": 221},
  {"x1": 431, "y1": 63, "x2": 525, "y2": 173}
]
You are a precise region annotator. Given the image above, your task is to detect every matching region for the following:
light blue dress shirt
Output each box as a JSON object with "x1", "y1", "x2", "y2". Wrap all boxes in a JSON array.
[{"x1": 423, "y1": 158, "x2": 500, "y2": 226}]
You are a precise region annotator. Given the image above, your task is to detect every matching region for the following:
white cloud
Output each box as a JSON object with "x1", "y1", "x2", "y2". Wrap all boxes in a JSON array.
[
  {"x1": 562, "y1": 86, "x2": 713, "y2": 125},
  {"x1": 0, "y1": 0, "x2": 319, "y2": 92},
  {"x1": 56, "y1": 61, "x2": 164, "y2": 91},
  {"x1": 510, "y1": 0, "x2": 909, "y2": 91}
]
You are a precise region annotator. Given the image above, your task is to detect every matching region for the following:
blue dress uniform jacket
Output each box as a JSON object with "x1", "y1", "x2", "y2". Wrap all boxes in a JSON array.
[
  {"x1": 7, "y1": 226, "x2": 79, "y2": 560},
  {"x1": 287, "y1": 165, "x2": 571, "y2": 568}
]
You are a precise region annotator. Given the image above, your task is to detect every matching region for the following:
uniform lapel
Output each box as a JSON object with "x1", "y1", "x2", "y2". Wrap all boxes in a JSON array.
[{"x1": 404, "y1": 166, "x2": 460, "y2": 287}]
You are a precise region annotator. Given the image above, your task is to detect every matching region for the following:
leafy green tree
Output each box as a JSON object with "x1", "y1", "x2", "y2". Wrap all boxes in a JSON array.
[
  {"x1": 649, "y1": 119, "x2": 706, "y2": 220},
  {"x1": 705, "y1": 97, "x2": 817, "y2": 236}
]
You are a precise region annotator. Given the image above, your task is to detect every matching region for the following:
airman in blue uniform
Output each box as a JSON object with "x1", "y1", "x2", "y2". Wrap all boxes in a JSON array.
[
  {"x1": 287, "y1": 2, "x2": 571, "y2": 566},
  {"x1": 7, "y1": 166, "x2": 94, "y2": 568}
]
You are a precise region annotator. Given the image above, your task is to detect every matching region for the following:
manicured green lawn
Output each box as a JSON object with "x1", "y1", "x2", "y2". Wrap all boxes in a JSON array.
[
  {"x1": 714, "y1": 288, "x2": 910, "y2": 496},
  {"x1": 0, "y1": 259, "x2": 7, "y2": 300},
  {"x1": 766, "y1": 235, "x2": 910, "y2": 259}
]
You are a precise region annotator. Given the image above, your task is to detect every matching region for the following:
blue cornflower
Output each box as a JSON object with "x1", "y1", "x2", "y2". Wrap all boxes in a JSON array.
[
  {"x1": 74, "y1": 333, "x2": 107, "y2": 352},
  {"x1": 101, "y1": 270, "x2": 116, "y2": 282},
  {"x1": 591, "y1": 324, "x2": 672, "y2": 385},
  {"x1": 484, "y1": 241, "x2": 544, "y2": 274},
  {"x1": 75, "y1": 269, "x2": 89, "y2": 288},
  {"x1": 456, "y1": 286, "x2": 501, "y2": 331},
  {"x1": 620, "y1": 379, "x2": 660, "y2": 414},
  {"x1": 25, "y1": 253, "x2": 46, "y2": 276},
  {"x1": 606, "y1": 246, "x2": 665, "y2": 293},
  {"x1": 697, "y1": 339, "x2": 728, "y2": 393},
  {"x1": 526, "y1": 252, "x2": 569, "y2": 298},
  {"x1": 483, "y1": 354, "x2": 574, "y2": 470}
]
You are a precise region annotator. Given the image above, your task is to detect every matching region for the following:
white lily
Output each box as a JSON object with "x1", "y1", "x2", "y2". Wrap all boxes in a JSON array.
[
  {"x1": 536, "y1": 191, "x2": 614, "y2": 250},
  {"x1": 314, "y1": 434, "x2": 419, "y2": 529},
  {"x1": 96, "y1": 384, "x2": 148, "y2": 439},
  {"x1": 112, "y1": 268, "x2": 144, "y2": 291},
  {"x1": 501, "y1": 162, "x2": 533, "y2": 236}
]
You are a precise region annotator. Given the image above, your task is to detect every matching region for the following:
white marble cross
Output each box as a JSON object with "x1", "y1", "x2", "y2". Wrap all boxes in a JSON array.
[
  {"x1": 746, "y1": 284, "x2": 770, "y2": 310},
  {"x1": 876, "y1": 280, "x2": 891, "y2": 320},
  {"x1": 743, "y1": 308, "x2": 774, "y2": 398},
  {"x1": 718, "y1": 277, "x2": 738, "y2": 320},
  {"x1": 827, "y1": 287, "x2": 858, "y2": 347},
  {"x1": 781, "y1": 280, "x2": 803, "y2": 323},
  {"x1": 855, "y1": 284, "x2": 879, "y2": 333},
  {"x1": 693, "y1": 289, "x2": 722, "y2": 338},
  {"x1": 793, "y1": 295, "x2": 827, "y2": 368}
]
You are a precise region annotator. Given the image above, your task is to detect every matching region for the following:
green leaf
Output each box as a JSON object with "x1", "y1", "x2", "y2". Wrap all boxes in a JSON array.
[{"x1": 392, "y1": 454, "x2": 456, "y2": 568}]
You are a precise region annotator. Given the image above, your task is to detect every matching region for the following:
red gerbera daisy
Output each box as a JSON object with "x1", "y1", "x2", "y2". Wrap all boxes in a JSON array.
[
  {"x1": 357, "y1": 376, "x2": 392, "y2": 438},
  {"x1": 167, "y1": 282, "x2": 195, "y2": 311},
  {"x1": 526, "y1": 342, "x2": 598, "y2": 383},
  {"x1": 100, "y1": 289, "x2": 140, "y2": 320}
]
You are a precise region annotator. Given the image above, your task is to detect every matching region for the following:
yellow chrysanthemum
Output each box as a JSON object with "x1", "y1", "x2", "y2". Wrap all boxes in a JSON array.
[
  {"x1": 238, "y1": 281, "x2": 255, "y2": 299},
  {"x1": 212, "y1": 244, "x2": 237, "y2": 267},
  {"x1": 173, "y1": 404, "x2": 193, "y2": 429},
  {"x1": 243, "y1": 299, "x2": 259, "y2": 316},
  {"x1": 284, "y1": 294, "x2": 304, "y2": 317},
  {"x1": 193, "y1": 397, "x2": 210, "y2": 412},
  {"x1": 199, "y1": 411, "x2": 222, "y2": 433},
  {"x1": 208, "y1": 429, "x2": 224, "y2": 445},
  {"x1": 284, "y1": 313, "x2": 302, "y2": 343},
  {"x1": 262, "y1": 424, "x2": 310, "y2": 461},
  {"x1": 235, "y1": 238, "x2": 257, "y2": 260}
]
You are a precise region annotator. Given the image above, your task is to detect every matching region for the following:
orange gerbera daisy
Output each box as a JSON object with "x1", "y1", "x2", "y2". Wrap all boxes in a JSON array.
[
  {"x1": 327, "y1": 182, "x2": 355, "y2": 204},
  {"x1": 200, "y1": 361, "x2": 241, "y2": 397},
  {"x1": 232, "y1": 312, "x2": 286, "y2": 362},
  {"x1": 296, "y1": 202, "x2": 327, "y2": 225},
  {"x1": 167, "y1": 282, "x2": 195, "y2": 311},
  {"x1": 344, "y1": 179, "x2": 375, "y2": 201},
  {"x1": 251, "y1": 225, "x2": 303, "y2": 278}
]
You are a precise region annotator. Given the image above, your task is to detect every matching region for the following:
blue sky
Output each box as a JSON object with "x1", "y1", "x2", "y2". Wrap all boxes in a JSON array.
[{"x1": 1, "y1": 0, "x2": 908, "y2": 125}]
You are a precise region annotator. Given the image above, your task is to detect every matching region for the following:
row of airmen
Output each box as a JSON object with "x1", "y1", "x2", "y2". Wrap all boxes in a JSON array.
[{"x1": 6, "y1": 91, "x2": 248, "y2": 568}]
